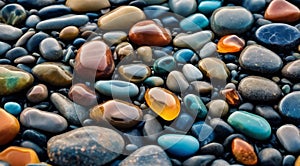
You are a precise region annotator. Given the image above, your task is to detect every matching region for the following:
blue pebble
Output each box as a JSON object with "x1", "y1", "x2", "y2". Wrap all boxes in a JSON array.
[
  {"x1": 180, "y1": 13, "x2": 209, "y2": 32},
  {"x1": 73, "y1": 38, "x2": 86, "y2": 47},
  {"x1": 198, "y1": 0, "x2": 222, "y2": 15},
  {"x1": 173, "y1": 49, "x2": 195, "y2": 63},
  {"x1": 4, "y1": 102, "x2": 22, "y2": 115},
  {"x1": 191, "y1": 121, "x2": 215, "y2": 146}
]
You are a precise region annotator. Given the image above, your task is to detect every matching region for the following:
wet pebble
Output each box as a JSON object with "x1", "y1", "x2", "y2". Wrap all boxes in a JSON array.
[
  {"x1": 183, "y1": 155, "x2": 215, "y2": 166},
  {"x1": 39, "y1": 38, "x2": 63, "y2": 60},
  {"x1": 66, "y1": 0, "x2": 110, "y2": 12},
  {"x1": 264, "y1": 0, "x2": 300, "y2": 23},
  {"x1": 282, "y1": 59, "x2": 300, "y2": 80},
  {"x1": 68, "y1": 83, "x2": 97, "y2": 107},
  {"x1": 95, "y1": 80, "x2": 139, "y2": 98},
  {"x1": 4, "y1": 102, "x2": 21, "y2": 115},
  {"x1": 209, "y1": 118, "x2": 234, "y2": 140},
  {"x1": 276, "y1": 124, "x2": 300, "y2": 153},
  {"x1": 14, "y1": 55, "x2": 36, "y2": 64},
  {"x1": 144, "y1": 76, "x2": 164, "y2": 87},
  {"x1": 166, "y1": 71, "x2": 189, "y2": 93},
  {"x1": 191, "y1": 122, "x2": 215, "y2": 146},
  {"x1": 0, "y1": 41, "x2": 11, "y2": 56},
  {"x1": 174, "y1": 49, "x2": 195, "y2": 63},
  {"x1": 198, "y1": 57, "x2": 229, "y2": 81},
  {"x1": 103, "y1": 31, "x2": 127, "y2": 46},
  {"x1": 22, "y1": 129, "x2": 47, "y2": 147},
  {"x1": 0, "y1": 24, "x2": 23, "y2": 41},
  {"x1": 59, "y1": 26, "x2": 79, "y2": 41},
  {"x1": 17, "y1": 0, "x2": 55, "y2": 8},
  {"x1": 217, "y1": 35, "x2": 245, "y2": 53},
  {"x1": 198, "y1": 0, "x2": 222, "y2": 15},
  {"x1": 169, "y1": 0, "x2": 197, "y2": 17},
  {"x1": 26, "y1": 32, "x2": 49, "y2": 52},
  {"x1": 258, "y1": 148, "x2": 282, "y2": 166},
  {"x1": 38, "y1": 5, "x2": 72, "y2": 19},
  {"x1": 182, "y1": 64, "x2": 203, "y2": 82},
  {"x1": 153, "y1": 56, "x2": 176, "y2": 74},
  {"x1": 200, "y1": 142, "x2": 224, "y2": 156},
  {"x1": 118, "y1": 64, "x2": 151, "y2": 83},
  {"x1": 278, "y1": 91, "x2": 300, "y2": 123},
  {"x1": 0, "y1": 108, "x2": 20, "y2": 145},
  {"x1": 0, "y1": 146, "x2": 40, "y2": 166},
  {"x1": 0, "y1": 3, "x2": 27, "y2": 26},
  {"x1": 26, "y1": 84, "x2": 48, "y2": 103},
  {"x1": 26, "y1": 15, "x2": 41, "y2": 28},
  {"x1": 180, "y1": 13, "x2": 209, "y2": 32},
  {"x1": 231, "y1": 138, "x2": 258, "y2": 165},
  {"x1": 255, "y1": 105, "x2": 282, "y2": 126},
  {"x1": 211, "y1": 159, "x2": 230, "y2": 166},
  {"x1": 207, "y1": 99, "x2": 229, "y2": 118},
  {"x1": 191, "y1": 81, "x2": 213, "y2": 94},
  {"x1": 184, "y1": 94, "x2": 207, "y2": 119},
  {"x1": 242, "y1": 0, "x2": 265, "y2": 13},
  {"x1": 5, "y1": 46, "x2": 28, "y2": 61}
]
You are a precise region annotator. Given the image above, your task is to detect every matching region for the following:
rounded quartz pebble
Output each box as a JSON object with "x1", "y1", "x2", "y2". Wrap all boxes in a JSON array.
[
  {"x1": 255, "y1": 23, "x2": 300, "y2": 50},
  {"x1": 26, "y1": 84, "x2": 48, "y2": 103},
  {"x1": 145, "y1": 87, "x2": 180, "y2": 121},
  {"x1": 129, "y1": 20, "x2": 171, "y2": 46},
  {"x1": 68, "y1": 83, "x2": 97, "y2": 107},
  {"x1": 118, "y1": 64, "x2": 151, "y2": 83},
  {"x1": 282, "y1": 59, "x2": 300, "y2": 80},
  {"x1": 198, "y1": 57, "x2": 229, "y2": 81},
  {"x1": 158, "y1": 134, "x2": 199, "y2": 157},
  {"x1": 166, "y1": 71, "x2": 189, "y2": 93},
  {"x1": 153, "y1": 56, "x2": 176, "y2": 75},
  {"x1": 184, "y1": 94, "x2": 207, "y2": 119},
  {"x1": 59, "y1": 26, "x2": 79, "y2": 41},
  {"x1": 39, "y1": 38, "x2": 63, "y2": 60},
  {"x1": 4, "y1": 102, "x2": 21, "y2": 115},
  {"x1": 182, "y1": 64, "x2": 203, "y2": 82},
  {"x1": 169, "y1": 0, "x2": 197, "y2": 17},
  {"x1": 0, "y1": 24, "x2": 23, "y2": 41},
  {"x1": 276, "y1": 124, "x2": 300, "y2": 153},
  {"x1": 0, "y1": 3, "x2": 27, "y2": 26},
  {"x1": 231, "y1": 138, "x2": 258, "y2": 165},
  {"x1": 264, "y1": 0, "x2": 300, "y2": 23},
  {"x1": 95, "y1": 80, "x2": 139, "y2": 98},
  {"x1": 227, "y1": 111, "x2": 271, "y2": 140},
  {"x1": 278, "y1": 91, "x2": 300, "y2": 123},
  {"x1": 180, "y1": 13, "x2": 209, "y2": 32},
  {"x1": 217, "y1": 35, "x2": 245, "y2": 53},
  {"x1": 90, "y1": 100, "x2": 143, "y2": 129},
  {"x1": 47, "y1": 126, "x2": 124, "y2": 166},
  {"x1": 0, "y1": 108, "x2": 20, "y2": 145},
  {"x1": 66, "y1": 0, "x2": 110, "y2": 12},
  {"x1": 258, "y1": 148, "x2": 282, "y2": 166},
  {"x1": 0, "y1": 146, "x2": 40, "y2": 166},
  {"x1": 210, "y1": 6, "x2": 254, "y2": 36}
]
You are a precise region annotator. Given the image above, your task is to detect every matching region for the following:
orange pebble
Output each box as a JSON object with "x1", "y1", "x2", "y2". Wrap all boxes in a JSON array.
[
  {"x1": 0, "y1": 108, "x2": 20, "y2": 145},
  {"x1": 217, "y1": 35, "x2": 245, "y2": 53},
  {"x1": 145, "y1": 87, "x2": 180, "y2": 121},
  {"x1": 221, "y1": 89, "x2": 242, "y2": 106},
  {"x1": 264, "y1": 0, "x2": 300, "y2": 23},
  {"x1": 0, "y1": 146, "x2": 40, "y2": 166},
  {"x1": 232, "y1": 138, "x2": 258, "y2": 165}
]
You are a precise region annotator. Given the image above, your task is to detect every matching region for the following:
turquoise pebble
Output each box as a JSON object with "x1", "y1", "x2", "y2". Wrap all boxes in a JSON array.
[
  {"x1": 180, "y1": 13, "x2": 209, "y2": 32},
  {"x1": 169, "y1": 0, "x2": 197, "y2": 17},
  {"x1": 153, "y1": 56, "x2": 177, "y2": 74},
  {"x1": 198, "y1": 1, "x2": 222, "y2": 15},
  {"x1": 95, "y1": 80, "x2": 139, "y2": 98},
  {"x1": 144, "y1": 76, "x2": 164, "y2": 87},
  {"x1": 184, "y1": 94, "x2": 207, "y2": 118},
  {"x1": 227, "y1": 111, "x2": 271, "y2": 140},
  {"x1": 158, "y1": 134, "x2": 199, "y2": 157},
  {"x1": 4, "y1": 102, "x2": 22, "y2": 115},
  {"x1": 173, "y1": 49, "x2": 195, "y2": 63}
]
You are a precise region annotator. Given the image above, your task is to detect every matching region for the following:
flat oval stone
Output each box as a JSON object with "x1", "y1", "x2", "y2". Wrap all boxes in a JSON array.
[
  {"x1": 158, "y1": 134, "x2": 199, "y2": 157},
  {"x1": 184, "y1": 94, "x2": 207, "y2": 119},
  {"x1": 211, "y1": 6, "x2": 254, "y2": 36},
  {"x1": 59, "y1": 26, "x2": 79, "y2": 41},
  {"x1": 255, "y1": 23, "x2": 300, "y2": 50},
  {"x1": 36, "y1": 14, "x2": 89, "y2": 30},
  {"x1": 258, "y1": 148, "x2": 282, "y2": 166},
  {"x1": 32, "y1": 62, "x2": 72, "y2": 87},
  {"x1": 26, "y1": 32, "x2": 49, "y2": 53},
  {"x1": 0, "y1": 42, "x2": 11, "y2": 56},
  {"x1": 98, "y1": 6, "x2": 146, "y2": 30},
  {"x1": 180, "y1": 13, "x2": 209, "y2": 32},
  {"x1": 74, "y1": 40, "x2": 115, "y2": 79},
  {"x1": 282, "y1": 59, "x2": 300, "y2": 80},
  {"x1": 239, "y1": 45, "x2": 283, "y2": 74},
  {"x1": 20, "y1": 107, "x2": 68, "y2": 133},
  {"x1": 26, "y1": 84, "x2": 48, "y2": 103},
  {"x1": 145, "y1": 87, "x2": 180, "y2": 121},
  {"x1": 0, "y1": 24, "x2": 22, "y2": 41},
  {"x1": 66, "y1": 0, "x2": 110, "y2": 12},
  {"x1": 0, "y1": 3, "x2": 27, "y2": 26},
  {"x1": 119, "y1": 145, "x2": 171, "y2": 166},
  {"x1": 118, "y1": 64, "x2": 151, "y2": 83},
  {"x1": 198, "y1": 0, "x2": 222, "y2": 15},
  {"x1": 103, "y1": 31, "x2": 127, "y2": 45},
  {"x1": 129, "y1": 20, "x2": 171, "y2": 46},
  {"x1": 144, "y1": 76, "x2": 164, "y2": 87},
  {"x1": 169, "y1": 0, "x2": 197, "y2": 17},
  {"x1": 0, "y1": 146, "x2": 40, "y2": 166},
  {"x1": 0, "y1": 65, "x2": 34, "y2": 95},
  {"x1": 264, "y1": 0, "x2": 300, "y2": 23},
  {"x1": 198, "y1": 57, "x2": 229, "y2": 81},
  {"x1": 94, "y1": 80, "x2": 139, "y2": 98},
  {"x1": 191, "y1": 81, "x2": 213, "y2": 94},
  {"x1": 232, "y1": 138, "x2": 258, "y2": 165},
  {"x1": 4, "y1": 102, "x2": 22, "y2": 115},
  {"x1": 14, "y1": 55, "x2": 36, "y2": 64},
  {"x1": 25, "y1": 15, "x2": 41, "y2": 28},
  {"x1": 238, "y1": 76, "x2": 282, "y2": 102},
  {"x1": 48, "y1": 126, "x2": 124, "y2": 166},
  {"x1": 276, "y1": 124, "x2": 300, "y2": 153},
  {"x1": 153, "y1": 56, "x2": 176, "y2": 75},
  {"x1": 174, "y1": 49, "x2": 195, "y2": 63},
  {"x1": 217, "y1": 35, "x2": 245, "y2": 53},
  {"x1": 39, "y1": 38, "x2": 63, "y2": 60},
  {"x1": 166, "y1": 71, "x2": 189, "y2": 93},
  {"x1": 5, "y1": 46, "x2": 28, "y2": 61},
  {"x1": 278, "y1": 91, "x2": 300, "y2": 123},
  {"x1": 228, "y1": 111, "x2": 271, "y2": 140},
  {"x1": 38, "y1": 5, "x2": 72, "y2": 19},
  {"x1": 68, "y1": 83, "x2": 97, "y2": 107},
  {"x1": 90, "y1": 100, "x2": 143, "y2": 129},
  {"x1": 0, "y1": 108, "x2": 20, "y2": 145}
]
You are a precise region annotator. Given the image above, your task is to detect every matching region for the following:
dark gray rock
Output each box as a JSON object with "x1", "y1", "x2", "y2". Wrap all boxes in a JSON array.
[{"x1": 259, "y1": 148, "x2": 282, "y2": 166}]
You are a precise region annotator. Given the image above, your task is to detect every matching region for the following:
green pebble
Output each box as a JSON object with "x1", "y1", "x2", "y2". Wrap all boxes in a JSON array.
[
  {"x1": 184, "y1": 94, "x2": 207, "y2": 118},
  {"x1": 153, "y1": 56, "x2": 176, "y2": 74}
]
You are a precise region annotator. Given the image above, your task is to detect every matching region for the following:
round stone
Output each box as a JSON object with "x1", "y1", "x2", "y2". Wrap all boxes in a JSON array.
[
  {"x1": 278, "y1": 91, "x2": 300, "y2": 123},
  {"x1": 26, "y1": 32, "x2": 49, "y2": 53},
  {"x1": 180, "y1": 13, "x2": 209, "y2": 32},
  {"x1": 66, "y1": 0, "x2": 110, "y2": 12},
  {"x1": 0, "y1": 146, "x2": 40, "y2": 166},
  {"x1": 198, "y1": 57, "x2": 229, "y2": 81},
  {"x1": 0, "y1": 41, "x2": 11, "y2": 56},
  {"x1": 68, "y1": 83, "x2": 97, "y2": 107},
  {"x1": 183, "y1": 94, "x2": 207, "y2": 119},
  {"x1": 217, "y1": 35, "x2": 245, "y2": 53},
  {"x1": 198, "y1": 0, "x2": 222, "y2": 15},
  {"x1": 173, "y1": 49, "x2": 195, "y2": 63},
  {"x1": 118, "y1": 64, "x2": 151, "y2": 83},
  {"x1": 258, "y1": 148, "x2": 282, "y2": 166},
  {"x1": 94, "y1": 80, "x2": 139, "y2": 98},
  {"x1": 276, "y1": 124, "x2": 300, "y2": 153},
  {"x1": 153, "y1": 56, "x2": 176, "y2": 75},
  {"x1": 166, "y1": 71, "x2": 189, "y2": 93},
  {"x1": 264, "y1": 0, "x2": 300, "y2": 23},
  {"x1": 59, "y1": 26, "x2": 79, "y2": 41},
  {"x1": 25, "y1": 15, "x2": 41, "y2": 28},
  {"x1": 0, "y1": 24, "x2": 23, "y2": 41},
  {"x1": 282, "y1": 59, "x2": 300, "y2": 80},
  {"x1": 232, "y1": 138, "x2": 258, "y2": 165},
  {"x1": 0, "y1": 3, "x2": 27, "y2": 26},
  {"x1": 182, "y1": 64, "x2": 203, "y2": 82},
  {"x1": 207, "y1": 99, "x2": 229, "y2": 118},
  {"x1": 39, "y1": 38, "x2": 63, "y2": 60},
  {"x1": 26, "y1": 84, "x2": 48, "y2": 103},
  {"x1": 103, "y1": 31, "x2": 128, "y2": 46},
  {"x1": 169, "y1": 0, "x2": 197, "y2": 17},
  {"x1": 4, "y1": 102, "x2": 21, "y2": 115},
  {"x1": 144, "y1": 76, "x2": 164, "y2": 87},
  {"x1": 0, "y1": 108, "x2": 20, "y2": 145}
]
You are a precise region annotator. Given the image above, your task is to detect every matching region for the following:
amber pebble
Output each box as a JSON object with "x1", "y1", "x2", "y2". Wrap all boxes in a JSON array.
[
  {"x1": 264, "y1": 0, "x2": 300, "y2": 23},
  {"x1": 90, "y1": 100, "x2": 143, "y2": 129},
  {"x1": 221, "y1": 88, "x2": 241, "y2": 106},
  {"x1": 129, "y1": 20, "x2": 172, "y2": 46},
  {"x1": 0, "y1": 146, "x2": 40, "y2": 166},
  {"x1": 59, "y1": 26, "x2": 79, "y2": 41},
  {"x1": 144, "y1": 87, "x2": 180, "y2": 121},
  {"x1": 217, "y1": 35, "x2": 245, "y2": 53},
  {"x1": 232, "y1": 138, "x2": 258, "y2": 165},
  {"x1": 68, "y1": 83, "x2": 97, "y2": 107},
  {"x1": 0, "y1": 108, "x2": 20, "y2": 145},
  {"x1": 26, "y1": 84, "x2": 48, "y2": 103},
  {"x1": 74, "y1": 40, "x2": 115, "y2": 79}
]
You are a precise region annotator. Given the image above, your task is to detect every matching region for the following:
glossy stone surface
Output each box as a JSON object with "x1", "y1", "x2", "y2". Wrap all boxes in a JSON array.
[
  {"x1": 145, "y1": 87, "x2": 180, "y2": 121},
  {"x1": 169, "y1": 0, "x2": 197, "y2": 17},
  {"x1": 4, "y1": 102, "x2": 22, "y2": 115},
  {"x1": 217, "y1": 35, "x2": 245, "y2": 53},
  {"x1": 38, "y1": 5, "x2": 72, "y2": 19},
  {"x1": 182, "y1": 64, "x2": 203, "y2": 82},
  {"x1": 173, "y1": 49, "x2": 195, "y2": 63},
  {"x1": 0, "y1": 24, "x2": 23, "y2": 41},
  {"x1": 95, "y1": 80, "x2": 139, "y2": 98},
  {"x1": 48, "y1": 126, "x2": 124, "y2": 166},
  {"x1": 191, "y1": 121, "x2": 215, "y2": 146},
  {"x1": 232, "y1": 138, "x2": 258, "y2": 165},
  {"x1": 129, "y1": 20, "x2": 171, "y2": 46},
  {"x1": 66, "y1": 0, "x2": 110, "y2": 12},
  {"x1": 264, "y1": 0, "x2": 300, "y2": 23},
  {"x1": 0, "y1": 108, "x2": 20, "y2": 145},
  {"x1": 153, "y1": 56, "x2": 176, "y2": 74},
  {"x1": 0, "y1": 65, "x2": 34, "y2": 95},
  {"x1": 242, "y1": 0, "x2": 265, "y2": 13},
  {"x1": 198, "y1": 0, "x2": 222, "y2": 15},
  {"x1": 0, "y1": 3, "x2": 27, "y2": 26},
  {"x1": 180, "y1": 13, "x2": 209, "y2": 32},
  {"x1": 207, "y1": 99, "x2": 229, "y2": 118},
  {"x1": 191, "y1": 81, "x2": 213, "y2": 94},
  {"x1": 103, "y1": 31, "x2": 127, "y2": 46},
  {"x1": 26, "y1": 84, "x2": 48, "y2": 103},
  {"x1": 198, "y1": 57, "x2": 229, "y2": 81},
  {"x1": 68, "y1": 83, "x2": 97, "y2": 107},
  {"x1": 90, "y1": 100, "x2": 143, "y2": 129},
  {"x1": 59, "y1": 26, "x2": 79, "y2": 41},
  {"x1": 118, "y1": 64, "x2": 151, "y2": 83},
  {"x1": 39, "y1": 38, "x2": 63, "y2": 60},
  {"x1": 278, "y1": 91, "x2": 300, "y2": 123},
  {"x1": 258, "y1": 148, "x2": 282, "y2": 166},
  {"x1": 276, "y1": 124, "x2": 300, "y2": 153},
  {"x1": 0, "y1": 146, "x2": 40, "y2": 166},
  {"x1": 144, "y1": 76, "x2": 164, "y2": 87},
  {"x1": 17, "y1": 0, "x2": 55, "y2": 8},
  {"x1": 184, "y1": 94, "x2": 207, "y2": 118},
  {"x1": 166, "y1": 71, "x2": 189, "y2": 93},
  {"x1": 282, "y1": 59, "x2": 300, "y2": 80},
  {"x1": 221, "y1": 89, "x2": 241, "y2": 106}
]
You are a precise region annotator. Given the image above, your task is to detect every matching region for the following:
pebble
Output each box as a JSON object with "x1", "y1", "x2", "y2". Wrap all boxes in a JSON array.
[
  {"x1": 198, "y1": 57, "x2": 229, "y2": 81},
  {"x1": 59, "y1": 26, "x2": 79, "y2": 41},
  {"x1": 143, "y1": 5, "x2": 169, "y2": 19},
  {"x1": 119, "y1": 145, "x2": 172, "y2": 166},
  {"x1": 144, "y1": 87, "x2": 180, "y2": 121},
  {"x1": 173, "y1": 112, "x2": 194, "y2": 132},
  {"x1": 5, "y1": 46, "x2": 28, "y2": 61},
  {"x1": 90, "y1": 100, "x2": 143, "y2": 129},
  {"x1": 25, "y1": 15, "x2": 41, "y2": 28},
  {"x1": 231, "y1": 138, "x2": 258, "y2": 165},
  {"x1": 0, "y1": 3, "x2": 27, "y2": 26},
  {"x1": 95, "y1": 80, "x2": 139, "y2": 98},
  {"x1": 26, "y1": 84, "x2": 48, "y2": 103},
  {"x1": 242, "y1": 0, "x2": 265, "y2": 13},
  {"x1": 207, "y1": 99, "x2": 229, "y2": 118},
  {"x1": 166, "y1": 71, "x2": 189, "y2": 93},
  {"x1": 221, "y1": 89, "x2": 241, "y2": 106},
  {"x1": 183, "y1": 155, "x2": 216, "y2": 166},
  {"x1": 39, "y1": 38, "x2": 63, "y2": 60},
  {"x1": 129, "y1": 20, "x2": 171, "y2": 46},
  {"x1": 74, "y1": 40, "x2": 115, "y2": 79},
  {"x1": 0, "y1": 65, "x2": 34, "y2": 95},
  {"x1": 198, "y1": 0, "x2": 222, "y2": 15},
  {"x1": 255, "y1": 23, "x2": 300, "y2": 50},
  {"x1": 182, "y1": 64, "x2": 203, "y2": 82},
  {"x1": 14, "y1": 55, "x2": 36, "y2": 64},
  {"x1": 217, "y1": 35, "x2": 245, "y2": 53},
  {"x1": 22, "y1": 129, "x2": 47, "y2": 147},
  {"x1": 169, "y1": 0, "x2": 197, "y2": 17},
  {"x1": 278, "y1": 91, "x2": 300, "y2": 123},
  {"x1": 48, "y1": 126, "x2": 124, "y2": 166},
  {"x1": 17, "y1": 0, "x2": 55, "y2": 8},
  {"x1": 191, "y1": 122, "x2": 215, "y2": 146},
  {"x1": 118, "y1": 64, "x2": 151, "y2": 83},
  {"x1": 20, "y1": 107, "x2": 68, "y2": 133},
  {"x1": 264, "y1": 0, "x2": 300, "y2": 23},
  {"x1": 38, "y1": 5, "x2": 72, "y2": 19},
  {"x1": 239, "y1": 44, "x2": 283, "y2": 74},
  {"x1": 103, "y1": 31, "x2": 128, "y2": 46},
  {"x1": 191, "y1": 81, "x2": 213, "y2": 94},
  {"x1": 210, "y1": 6, "x2": 254, "y2": 36},
  {"x1": 238, "y1": 76, "x2": 282, "y2": 102},
  {"x1": 276, "y1": 124, "x2": 300, "y2": 153},
  {"x1": 143, "y1": 114, "x2": 163, "y2": 141},
  {"x1": 66, "y1": 0, "x2": 110, "y2": 12},
  {"x1": 180, "y1": 13, "x2": 209, "y2": 32},
  {"x1": 26, "y1": 32, "x2": 49, "y2": 53},
  {"x1": 211, "y1": 159, "x2": 230, "y2": 166},
  {"x1": 200, "y1": 142, "x2": 224, "y2": 156},
  {"x1": 0, "y1": 41, "x2": 11, "y2": 56},
  {"x1": 209, "y1": 118, "x2": 234, "y2": 140},
  {"x1": 255, "y1": 105, "x2": 282, "y2": 126},
  {"x1": 98, "y1": 6, "x2": 146, "y2": 30},
  {"x1": 0, "y1": 24, "x2": 23, "y2": 41},
  {"x1": 4, "y1": 102, "x2": 21, "y2": 115},
  {"x1": 0, "y1": 146, "x2": 40, "y2": 166},
  {"x1": 0, "y1": 108, "x2": 20, "y2": 145},
  {"x1": 283, "y1": 155, "x2": 296, "y2": 166},
  {"x1": 173, "y1": 49, "x2": 195, "y2": 63},
  {"x1": 258, "y1": 148, "x2": 282, "y2": 166},
  {"x1": 68, "y1": 83, "x2": 97, "y2": 107},
  {"x1": 32, "y1": 62, "x2": 72, "y2": 87},
  {"x1": 114, "y1": 42, "x2": 134, "y2": 59},
  {"x1": 158, "y1": 134, "x2": 199, "y2": 157},
  {"x1": 144, "y1": 76, "x2": 164, "y2": 87},
  {"x1": 184, "y1": 94, "x2": 207, "y2": 119},
  {"x1": 153, "y1": 56, "x2": 176, "y2": 74},
  {"x1": 36, "y1": 14, "x2": 89, "y2": 30},
  {"x1": 282, "y1": 59, "x2": 300, "y2": 80}
]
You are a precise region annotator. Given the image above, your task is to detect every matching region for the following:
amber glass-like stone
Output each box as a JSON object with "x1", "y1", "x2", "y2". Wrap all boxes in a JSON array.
[
  {"x1": 0, "y1": 146, "x2": 40, "y2": 166},
  {"x1": 232, "y1": 138, "x2": 258, "y2": 165},
  {"x1": 217, "y1": 35, "x2": 245, "y2": 53},
  {"x1": 0, "y1": 108, "x2": 20, "y2": 145},
  {"x1": 221, "y1": 89, "x2": 241, "y2": 106},
  {"x1": 144, "y1": 87, "x2": 180, "y2": 121}
]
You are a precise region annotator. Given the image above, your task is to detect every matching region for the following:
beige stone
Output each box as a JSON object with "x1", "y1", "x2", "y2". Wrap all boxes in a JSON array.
[{"x1": 66, "y1": 0, "x2": 110, "y2": 12}]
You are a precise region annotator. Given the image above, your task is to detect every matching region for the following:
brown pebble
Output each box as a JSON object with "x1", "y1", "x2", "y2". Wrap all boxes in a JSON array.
[
  {"x1": 0, "y1": 108, "x2": 20, "y2": 145},
  {"x1": 59, "y1": 26, "x2": 79, "y2": 41},
  {"x1": 68, "y1": 83, "x2": 97, "y2": 107},
  {"x1": 232, "y1": 138, "x2": 258, "y2": 165},
  {"x1": 264, "y1": 0, "x2": 300, "y2": 23},
  {"x1": 26, "y1": 84, "x2": 48, "y2": 103}
]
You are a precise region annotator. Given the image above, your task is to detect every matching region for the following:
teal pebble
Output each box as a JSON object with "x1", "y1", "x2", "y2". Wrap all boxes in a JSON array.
[
  {"x1": 4, "y1": 102, "x2": 22, "y2": 115},
  {"x1": 173, "y1": 49, "x2": 195, "y2": 63},
  {"x1": 169, "y1": 0, "x2": 197, "y2": 17},
  {"x1": 153, "y1": 56, "x2": 177, "y2": 74},
  {"x1": 227, "y1": 111, "x2": 271, "y2": 140},
  {"x1": 180, "y1": 13, "x2": 209, "y2": 32},
  {"x1": 158, "y1": 134, "x2": 199, "y2": 157},
  {"x1": 94, "y1": 80, "x2": 139, "y2": 98},
  {"x1": 198, "y1": 0, "x2": 222, "y2": 15},
  {"x1": 144, "y1": 76, "x2": 164, "y2": 87},
  {"x1": 282, "y1": 84, "x2": 291, "y2": 94},
  {"x1": 184, "y1": 94, "x2": 207, "y2": 118}
]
